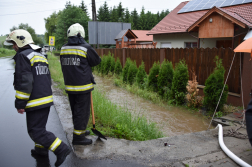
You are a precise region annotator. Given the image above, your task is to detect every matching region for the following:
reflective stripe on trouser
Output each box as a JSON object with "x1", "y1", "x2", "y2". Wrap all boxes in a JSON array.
[
  {"x1": 65, "y1": 84, "x2": 94, "y2": 92},
  {"x1": 49, "y1": 138, "x2": 62, "y2": 152},
  {"x1": 73, "y1": 129, "x2": 87, "y2": 135},
  {"x1": 26, "y1": 107, "x2": 59, "y2": 151},
  {"x1": 15, "y1": 90, "x2": 30, "y2": 100},
  {"x1": 35, "y1": 143, "x2": 44, "y2": 148},
  {"x1": 25, "y1": 95, "x2": 53, "y2": 109}
]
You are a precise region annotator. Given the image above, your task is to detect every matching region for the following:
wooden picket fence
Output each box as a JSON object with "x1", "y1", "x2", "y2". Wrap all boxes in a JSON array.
[{"x1": 95, "y1": 48, "x2": 240, "y2": 94}]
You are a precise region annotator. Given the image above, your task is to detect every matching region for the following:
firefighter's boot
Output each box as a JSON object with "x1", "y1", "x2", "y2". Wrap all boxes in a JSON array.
[
  {"x1": 31, "y1": 146, "x2": 48, "y2": 156},
  {"x1": 54, "y1": 142, "x2": 71, "y2": 167},
  {"x1": 72, "y1": 133, "x2": 92, "y2": 145}
]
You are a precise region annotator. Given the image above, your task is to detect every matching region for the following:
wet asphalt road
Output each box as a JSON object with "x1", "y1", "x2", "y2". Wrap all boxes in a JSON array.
[{"x1": 0, "y1": 57, "x2": 146, "y2": 167}]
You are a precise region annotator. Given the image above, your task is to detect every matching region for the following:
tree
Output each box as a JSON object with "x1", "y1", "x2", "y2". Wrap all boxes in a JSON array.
[
  {"x1": 110, "y1": 6, "x2": 118, "y2": 22},
  {"x1": 147, "y1": 62, "x2": 160, "y2": 92},
  {"x1": 79, "y1": 0, "x2": 89, "y2": 16},
  {"x1": 97, "y1": 1, "x2": 110, "y2": 21},
  {"x1": 55, "y1": 4, "x2": 90, "y2": 49},
  {"x1": 124, "y1": 8, "x2": 131, "y2": 23},
  {"x1": 131, "y1": 9, "x2": 139, "y2": 30},
  {"x1": 203, "y1": 57, "x2": 228, "y2": 112},
  {"x1": 117, "y1": 2, "x2": 124, "y2": 22},
  {"x1": 10, "y1": 23, "x2": 44, "y2": 47},
  {"x1": 138, "y1": 7, "x2": 147, "y2": 30},
  {"x1": 44, "y1": 12, "x2": 59, "y2": 44}
]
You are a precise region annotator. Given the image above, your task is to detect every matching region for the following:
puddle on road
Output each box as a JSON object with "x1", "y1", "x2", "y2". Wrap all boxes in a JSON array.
[{"x1": 94, "y1": 75, "x2": 213, "y2": 137}]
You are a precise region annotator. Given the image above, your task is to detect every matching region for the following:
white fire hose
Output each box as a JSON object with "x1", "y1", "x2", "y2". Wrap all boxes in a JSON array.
[{"x1": 216, "y1": 124, "x2": 251, "y2": 167}]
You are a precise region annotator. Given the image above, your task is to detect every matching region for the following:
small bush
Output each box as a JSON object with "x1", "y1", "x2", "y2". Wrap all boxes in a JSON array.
[
  {"x1": 102, "y1": 55, "x2": 111, "y2": 75},
  {"x1": 136, "y1": 62, "x2": 147, "y2": 89},
  {"x1": 109, "y1": 54, "x2": 115, "y2": 74},
  {"x1": 0, "y1": 48, "x2": 16, "y2": 57},
  {"x1": 127, "y1": 61, "x2": 138, "y2": 85},
  {"x1": 203, "y1": 56, "x2": 228, "y2": 112},
  {"x1": 157, "y1": 60, "x2": 174, "y2": 98},
  {"x1": 122, "y1": 58, "x2": 131, "y2": 83},
  {"x1": 186, "y1": 70, "x2": 203, "y2": 108},
  {"x1": 114, "y1": 57, "x2": 122, "y2": 75},
  {"x1": 147, "y1": 62, "x2": 160, "y2": 92},
  {"x1": 170, "y1": 60, "x2": 189, "y2": 105}
]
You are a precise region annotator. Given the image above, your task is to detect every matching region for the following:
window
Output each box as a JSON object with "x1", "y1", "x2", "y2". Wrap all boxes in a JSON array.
[
  {"x1": 161, "y1": 42, "x2": 171, "y2": 48},
  {"x1": 185, "y1": 42, "x2": 197, "y2": 48}
]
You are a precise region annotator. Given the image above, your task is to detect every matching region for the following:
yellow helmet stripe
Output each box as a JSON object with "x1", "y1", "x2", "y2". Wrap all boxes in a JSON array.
[
  {"x1": 49, "y1": 138, "x2": 62, "y2": 152},
  {"x1": 25, "y1": 95, "x2": 53, "y2": 109}
]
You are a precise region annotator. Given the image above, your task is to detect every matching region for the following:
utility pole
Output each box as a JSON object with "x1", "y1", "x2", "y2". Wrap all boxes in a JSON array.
[
  {"x1": 92, "y1": 0, "x2": 98, "y2": 48},
  {"x1": 92, "y1": 0, "x2": 97, "y2": 21}
]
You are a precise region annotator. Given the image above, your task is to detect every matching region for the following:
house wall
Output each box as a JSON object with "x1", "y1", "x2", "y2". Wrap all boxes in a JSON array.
[
  {"x1": 200, "y1": 37, "x2": 232, "y2": 48},
  {"x1": 154, "y1": 33, "x2": 232, "y2": 48},
  {"x1": 154, "y1": 33, "x2": 198, "y2": 48}
]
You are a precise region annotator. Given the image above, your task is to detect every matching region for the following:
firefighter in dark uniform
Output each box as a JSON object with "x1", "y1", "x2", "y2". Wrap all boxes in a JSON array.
[
  {"x1": 246, "y1": 98, "x2": 252, "y2": 146},
  {"x1": 4, "y1": 29, "x2": 70, "y2": 167},
  {"x1": 60, "y1": 23, "x2": 101, "y2": 145}
]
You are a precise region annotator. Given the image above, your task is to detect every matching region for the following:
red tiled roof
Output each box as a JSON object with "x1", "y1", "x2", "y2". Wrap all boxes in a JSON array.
[
  {"x1": 147, "y1": 1, "x2": 252, "y2": 35},
  {"x1": 132, "y1": 30, "x2": 153, "y2": 41}
]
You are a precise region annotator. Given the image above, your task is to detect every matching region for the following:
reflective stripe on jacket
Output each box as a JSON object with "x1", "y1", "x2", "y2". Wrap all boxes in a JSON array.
[
  {"x1": 13, "y1": 46, "x2": 53, "y2": 112},
  {"x1": 60, "y1": 37, "x2": 101, "y2": 94}
]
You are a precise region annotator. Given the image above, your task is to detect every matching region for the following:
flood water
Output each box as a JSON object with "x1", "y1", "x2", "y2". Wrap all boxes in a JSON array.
[{"x1": 94, "y1": 75, "x2": 214, "y2": 137}]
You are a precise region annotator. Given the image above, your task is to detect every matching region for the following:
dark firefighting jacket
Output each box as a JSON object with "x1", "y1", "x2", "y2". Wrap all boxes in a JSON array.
[
  {"x1": 60, "y1": 36, "x2": 101, "y2": 94},
  {"x1": 13, "y1": 45, "x2": 53, "y2": 112}
]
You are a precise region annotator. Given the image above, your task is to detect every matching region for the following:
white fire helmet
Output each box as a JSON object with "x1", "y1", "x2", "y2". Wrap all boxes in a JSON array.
[
  {"x1": 67, "y1": 23, "x2": 85, "y2": 38},
  {"x1": 4, "y1": 29, "x2": 35, "y2": 48}
]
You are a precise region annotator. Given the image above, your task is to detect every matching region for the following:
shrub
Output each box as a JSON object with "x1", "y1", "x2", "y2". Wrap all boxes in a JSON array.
[
  {"x1": 102, "y1": 55, "x2": 111, "y2": 75},
  {"x1": 109, "y1": 54, "x2": 115, "y2": 74},
  {"x1": 147, "y1": 62, "x2": 160, "y2": 92},
  {"x1": 170, "y1": 60, "x2": 189, "y2": 105},
  {"x1": 186, "y1": 70, "x2": 203, "y2": 108},
  {"x1": 114, "y1": 57, "x2": 122, "y2": 75},
  {"x1": 100, "y1": 56, "x2": 106, "y2": 74},
  {"x1": 127, "y1": 61, "x2": 138, "y2": 85},
  {"x1": 157, "y1": 60, "x2": 174, "y2": 98},
  {"x1": 203, "y1": 56, "x2": 228, "y2": 112},
  {"x1": 122, "y1": 58, "x2": 131, "y2": 83},
  {"x1": 136, "y1": 62, "x2": 147, "y2": 89},
  {"x1": 0, "y1": 48, "x2": 16, "y2": 58}
]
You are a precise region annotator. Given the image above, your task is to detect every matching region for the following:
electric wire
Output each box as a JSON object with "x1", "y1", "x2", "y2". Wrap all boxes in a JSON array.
[{"x1": 0, "y1": 8, "x2": 63, "y2": 16}]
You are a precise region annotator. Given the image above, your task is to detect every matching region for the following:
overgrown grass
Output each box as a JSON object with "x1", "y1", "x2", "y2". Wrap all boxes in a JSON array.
[
  {"x1": 0, "y1": 48, "x2": 16, "y2": 58},
  {"x1": 47, "y1": 53, "x2": 163, "y2": 141}
]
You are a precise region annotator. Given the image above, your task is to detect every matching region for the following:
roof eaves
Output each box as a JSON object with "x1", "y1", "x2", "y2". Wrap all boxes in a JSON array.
[{"x1": 188, "y1": 6, "x2": 247, "y2": 32}]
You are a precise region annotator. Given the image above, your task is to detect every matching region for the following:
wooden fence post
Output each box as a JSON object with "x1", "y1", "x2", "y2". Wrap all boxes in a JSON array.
[
  {"x1": 160, "y1": 48, "x2": 165, "y2": 65},
  {"x1": 123, "y1": 48, "x2": 126, "y2": 67}
]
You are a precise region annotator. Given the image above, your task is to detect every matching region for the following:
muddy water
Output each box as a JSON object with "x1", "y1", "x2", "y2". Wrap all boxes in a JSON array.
[{"x1": 94, "y1": 75, "x2": 213, "y2": 137}]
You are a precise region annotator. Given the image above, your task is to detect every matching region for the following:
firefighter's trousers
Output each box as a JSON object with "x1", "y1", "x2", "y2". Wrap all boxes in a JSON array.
[
  {"x1": 26, "y1": 107, "x2": 66, "y2": 153},
  {"x1": 68, "y1": 93, "x2": 91, "y2": 131}
]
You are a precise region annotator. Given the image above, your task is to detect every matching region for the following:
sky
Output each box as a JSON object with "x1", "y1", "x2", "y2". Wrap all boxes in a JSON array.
[{"x1": 0, "y1": 0, "x2": 187, "y2": 36}]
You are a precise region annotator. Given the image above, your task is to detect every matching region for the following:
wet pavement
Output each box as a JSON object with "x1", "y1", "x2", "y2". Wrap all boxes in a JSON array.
[{"x1": 0, "y1": 57, "x2": 146, "y2": 167}]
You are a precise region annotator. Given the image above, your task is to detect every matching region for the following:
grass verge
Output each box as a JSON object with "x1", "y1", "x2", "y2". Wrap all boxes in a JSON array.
[
  {"x1": 47, "y1": 53, "x2": 163, "y2": 141},
  {"x1": 0, "y1": 48, "x2": 16, "y2": 58}
]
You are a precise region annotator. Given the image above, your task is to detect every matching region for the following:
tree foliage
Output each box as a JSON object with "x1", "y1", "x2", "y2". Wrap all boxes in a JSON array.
[
  {"x1": 127, "y1": 61, "x2": 138, "y2": 85},
  {"x1": 10, "y1": 23, "x2": 44, "y2": 47},
  {"x1": 122, "y1": 58, "x2": 132, "y2": 83},
  {"x1": 114, "y1": 57, "x2": 122, "y2": 75},
  {"x1": 157, "y1": 60, "x2": 174, "y2": 98},
  {"x1": 147, "y1": 62, "x2": 160, "y2": 92},
  {"x1": 203, "y1": 56, "x2": 228, "y2": 112},
  {"x1": 136, "y1": 61, "x2": 147, "y2": 89},
  {"x1": 55, "y1": 4, "x2": 90, "y2": 49},
  {"x1": 170, "y1": 60, "x2": 189, "y2": 105}
]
